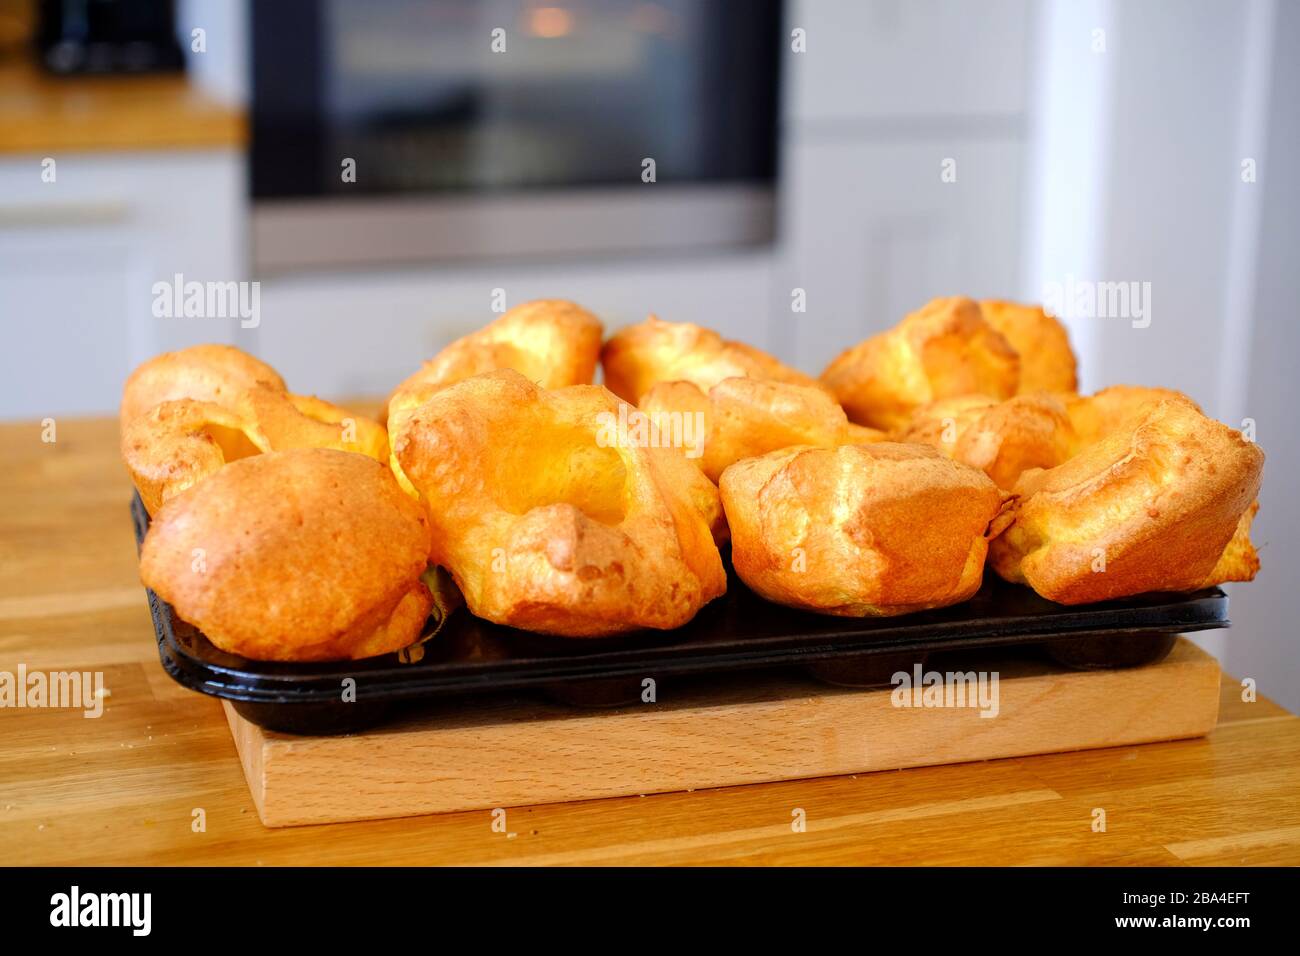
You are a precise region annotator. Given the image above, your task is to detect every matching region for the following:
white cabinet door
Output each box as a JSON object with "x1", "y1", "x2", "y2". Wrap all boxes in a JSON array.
[
  {"x1": 0, "y1": 152, "x2": 245, "y2": 420},
  {"x1": 784, "y1": 0, "x2": 1030, "y2": 124},
  {"x1": 772, "y1": 138, "x2": 1025, "y2": 373},
  {"x1": 0, "y1": 241, "x2": 144, "y2": 419}
]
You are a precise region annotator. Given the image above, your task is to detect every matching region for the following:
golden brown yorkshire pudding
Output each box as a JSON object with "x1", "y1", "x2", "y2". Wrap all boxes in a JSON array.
[
  {"x1": 1062, "y1": 384, "x2": 1199, "y2": 451},
  {"x1": 568, "y1": 377, "x2": 727, "y2": 546},
  {"x1": 140, "y1": 449, "x2": 432, "y2": 661},
  {"x1": 121, "y1": 399, "x2": 271, "y2": 514},
  {"x1": 122, "y1": 385, "x2": 388, "y2": 513},
  {"x1": 979, "y1": 300, "x2": 1078, "y2": 393},
  {"x1": 639, "y1": 377, "x2": 886, "y2": 483},
  {"x1": 719, "y1": 443, "x2": 1005, "y2": 617},
  {"x1": 601, "y1": 315, "x2": 822, "y2": 405},
  {"x1": 391, "y1": 369, "x2": 726, "y2": 637},
  {"x1": 384, "y1": 384, "x2": 435, "y2": 501},
  {"x1": 658, "y1": 439, "x2": 732, "y2": 549},
  {"x1": 898, "y1": 393, "x2": 1075, "y2": 491},
  {"x1": 990, "y1": 400, "x2": 1264, "y2": 604},
  {"x1": 120, "y1": 343, "x2": 286, "y2": 432},
  {"x1": 238, "y1": 384, "x2": 389, "y2": 463},
  {"x1": 384, "y1": 299, "x2": 603, "y2": 420},
  {"x1": 820, "y1": 296, "x2": 1020, "y2": 432}
]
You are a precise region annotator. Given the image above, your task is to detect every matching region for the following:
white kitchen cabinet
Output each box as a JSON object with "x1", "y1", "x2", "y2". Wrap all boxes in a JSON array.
[
  {"x1": 783, "y1": 0, "x2": 1031, "y2": 124},
  {"x1": 770, "y1": 0, "x2": 1030, "y2": 373},
  {"x1": 772, "y1": 138, "x2": 1025, "y2": 372},
  {"x1": 0, "y1": 151, "x2": 245, "y2": 419},
  {"x1": 255, "y1": 252, "x2": 776, "y2": 399}
]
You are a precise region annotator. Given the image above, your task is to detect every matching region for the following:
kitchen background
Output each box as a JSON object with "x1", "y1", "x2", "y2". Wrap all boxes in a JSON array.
[{"x1": 1, "y1": 0, "x2": 1296, "y2": 707}]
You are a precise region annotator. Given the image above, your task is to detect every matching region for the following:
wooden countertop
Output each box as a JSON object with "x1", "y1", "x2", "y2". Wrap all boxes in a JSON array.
[
  {"x1": 3, "y1": 415, "x2": 1299, "y2": 865},
  {"x1": 0, "y1": 57, "x2": 245, "y2": 154}
]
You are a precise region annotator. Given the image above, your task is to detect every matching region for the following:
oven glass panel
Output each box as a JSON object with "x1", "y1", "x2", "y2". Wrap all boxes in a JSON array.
[{"x1": 252, "y1": 0, "x2": 781, "y2": 199}]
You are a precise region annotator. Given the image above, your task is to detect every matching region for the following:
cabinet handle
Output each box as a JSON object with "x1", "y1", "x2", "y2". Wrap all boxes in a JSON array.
[{"x1": 0, "y1": 201, "x2": 130, "y2": 227}]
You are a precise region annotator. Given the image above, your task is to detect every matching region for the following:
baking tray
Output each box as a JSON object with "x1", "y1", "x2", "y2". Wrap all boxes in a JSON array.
[{"x1": 131, "y1": 493, "x2": 1230, "y2": 734}]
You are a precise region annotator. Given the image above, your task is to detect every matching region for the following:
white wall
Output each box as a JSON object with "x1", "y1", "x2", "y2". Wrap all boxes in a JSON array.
[
  {"x1": 774, "y1": 0, "x2": 1031, "y2": 370},
  {"x1": 1087, "y1": 0, "x2": 1254, "y2": 410},
  {"x1": 1221, "y1": 0, "x2": 1299, "y2": 713},
  {"x1": 1022, "y1": 0, "x2": 1297, "y2": 704},
  {"x1": 177, "y1": 0, "x2": 248, "y2": 106}
]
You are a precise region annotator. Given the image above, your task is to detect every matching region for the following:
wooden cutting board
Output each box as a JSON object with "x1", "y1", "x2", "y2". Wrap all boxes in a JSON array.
[{"x1": 225, "y1": 637, "x2": 1220, "y2": 827}]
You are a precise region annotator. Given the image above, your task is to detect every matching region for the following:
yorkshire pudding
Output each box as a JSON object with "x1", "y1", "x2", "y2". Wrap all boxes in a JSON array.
[
  {"x1": 719, "y1": 443, "x2": 1005, "y2": 617},
  {"x1": 391, "y1": 369, "x2": 726, "y2": 636},
  {"x1": 1062, "y1": 384, "x2": 1199, "y2": 451},
  {"x1": 554, "y1": 378, "x2": 727, "y2": 546},
  {"x1": 979, "y1": 300, "x2": 1078, "y2": 393},
  {"x1": 601, "y1": 315, "x2": 823, "y2": 405},
  {"x1": 384, "y1": 299, "x2": 603, "y2": 419},
  {"x1": 640, "y1": 377, "x2": 886, "y2": 483},
  {"x1": 122, "y1": 399, "x2": 271, "y2": 514},
  {"x1": 123, "y1": 385, "x2": 388, "y2": 514},
  {"x1": 238, "y1": 384, "x2": 389, "y2": 463},
  {"x1": 898, "y1": 393, "x2": 1075, "y2": 490},
  {"x1": 820, "y1": 296, "x2": 1020, "y2": 432},
  {"x1": 140, "y1": 448, "x2": 433, "y2": 661},
  {"x1": 385, "y1": 375, "x2": 454, "y2": 500},
  {"x1": 120, "y1": 343, "x2": 286, "y2": 431},
  {"x1": 990, "y1": 400, "x2": 1264, "y2": 603}
]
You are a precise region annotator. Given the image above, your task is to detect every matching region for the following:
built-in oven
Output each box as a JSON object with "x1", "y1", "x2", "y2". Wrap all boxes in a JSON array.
[{"x1": 251, "y1": 0, "x2": 782, "y2": 273}]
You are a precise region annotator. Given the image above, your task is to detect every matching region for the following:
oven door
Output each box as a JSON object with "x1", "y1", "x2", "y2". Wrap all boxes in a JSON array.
[{"x1": 250, "y1": 0, "x2": 781, "y2": 273}]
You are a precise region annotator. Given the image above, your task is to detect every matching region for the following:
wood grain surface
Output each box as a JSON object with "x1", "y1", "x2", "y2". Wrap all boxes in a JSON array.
[
  {"x1": 1, "y1": 416, "x2": 1298, "y2": 865},
  {"x1": 228, "y1": 640, "x2": 1222, "y2": 827},
  {"x1": 0, "y1": 58, "x2": 246, "y2": 154}
]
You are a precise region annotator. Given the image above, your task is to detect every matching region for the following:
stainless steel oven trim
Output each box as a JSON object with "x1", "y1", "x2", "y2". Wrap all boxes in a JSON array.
[{"x1": 251, "y1": 184, "x2": 775, "y2": 274}]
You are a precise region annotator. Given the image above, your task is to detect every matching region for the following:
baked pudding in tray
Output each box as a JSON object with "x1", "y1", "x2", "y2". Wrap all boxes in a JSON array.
[
  {"x1": 132, "y1": 490, "x2": 1229, "y2": 734},
  {"x1": 120, "y1": 297, "x2": 1260, "y2": 732}
]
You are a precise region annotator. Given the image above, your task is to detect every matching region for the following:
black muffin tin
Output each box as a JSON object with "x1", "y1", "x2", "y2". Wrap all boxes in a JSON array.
[{"x1": 132, "y1": 494, "x2": 1229, "y2": 735}]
